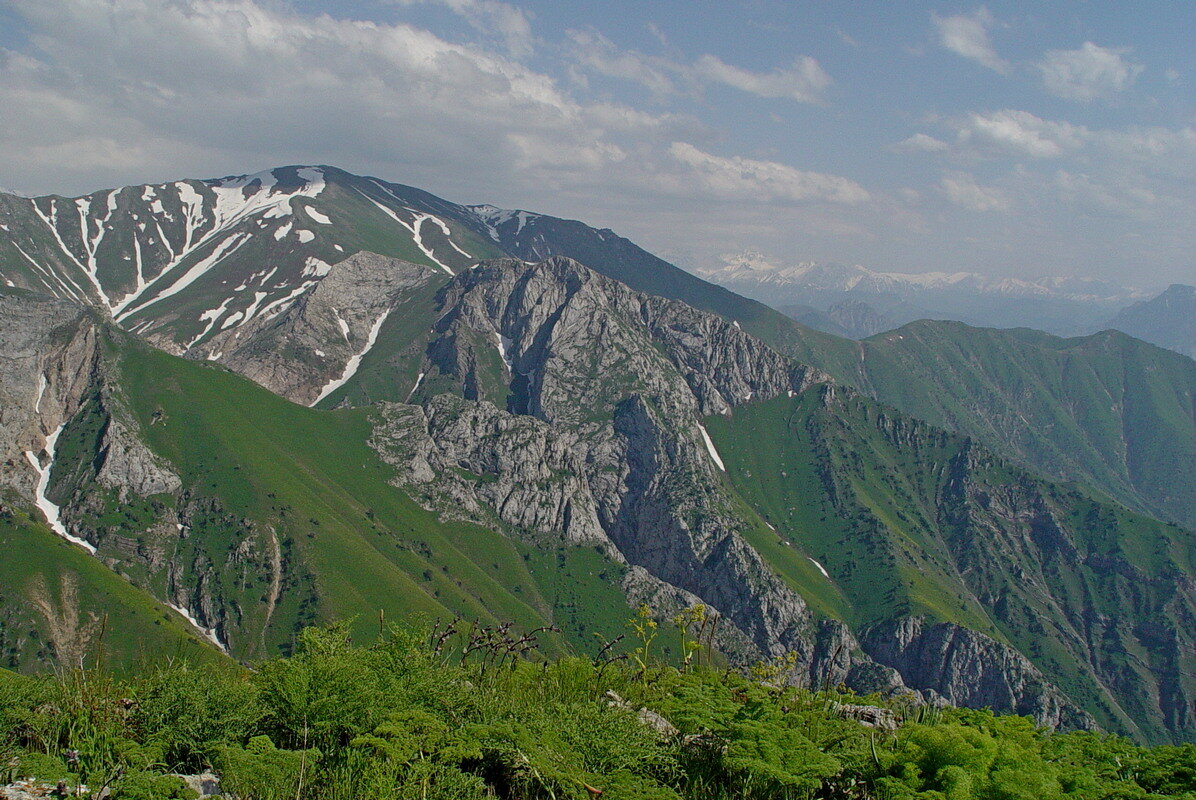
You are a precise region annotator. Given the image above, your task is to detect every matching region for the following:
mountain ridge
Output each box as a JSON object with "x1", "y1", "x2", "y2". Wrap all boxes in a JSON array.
[{"x1": 3, "y1": 166, "x2": 1196, "y2": 742}]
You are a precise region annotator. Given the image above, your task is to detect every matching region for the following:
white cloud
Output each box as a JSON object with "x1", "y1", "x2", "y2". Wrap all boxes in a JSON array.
[
  {"x1": 894, "y1": 133, "x2": 949, "y2": 153},
  {"x1": 941, "y1": 172, "x2": 1010, "y2": 211},
  {"x1": 567, "y1": 29, "x2": 678, "y2": 96},
  {"x1": 958, "y1": 110, "x2": 1083, "y2": 158},
  {"x1": 668, "y1": 142, "x2": 869, "y2": 204},
  {"x1": 932, "y1": 7, "x2": 1009, "y2": 74},
  {"x1": 949, "y1": 110, "x2": 1196, "y2": 175},
  {"x1": 567, "y1": 29, "x2": 831, "y2": 103},
  {"x1": 692, "y1": 54, "x2": 830, "y2": 103},
  {"x1": 0, "y1": 0, "x2": 694, "y2": 197},
  {"x1": 1038, "y1": 42, "x2": 1143, "y2": 101},
  {"x1": 392, "y1": 0, "x2": 534, "y2": 57}
]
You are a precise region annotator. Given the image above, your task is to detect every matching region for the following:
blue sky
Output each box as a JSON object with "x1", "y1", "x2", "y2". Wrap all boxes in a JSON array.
[{"x1": 0, "y1": 0, "x2": 1192, "y2": 286}]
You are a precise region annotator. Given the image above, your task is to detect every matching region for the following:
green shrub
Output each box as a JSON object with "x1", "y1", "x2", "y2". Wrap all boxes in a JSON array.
[
  {"x1": 109, "y1": 770, "x2": 199, "y2": 800},
  {"x1": 217, "y1": 734, "x2": 320, "y2": 800}
]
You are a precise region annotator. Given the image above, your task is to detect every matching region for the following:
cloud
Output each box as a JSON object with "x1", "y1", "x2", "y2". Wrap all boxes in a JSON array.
[
  {"x1": 0, "y1": 0, "x2": 698, "y2": 197},
  {"x1": 893, "y1": 133, "x2": 950, "y2": 153},
  {"x1": 392, "y1": 0, "x2": 533, "y2": 57},
  {"x1": 668, "y1": 142, "x2": 869, "y2": 204},
  {"x1": 948, "y1": 109, "x2": 1196, "y2": 174},
  {"x1": 958, "y1": 110, "x2": 1083, "y2": 158},
  {"x1": 940, "y1": 172, "x2": 1010, "y2": 211},
  {"x1": 691, "y1": 54, "x2": 830, "y2": 103},
  {"x1": 1038, "y1": 42, "x2": 1143, "y2": 101},
  {"x1": 567, "y1": 29, "x2": 831, "y2": 103},
  {"x1": 567, "y1": 29, "x2": 678, "y2": 96},
  {"x1": 932, "y1": 7, "x2": 1009, "y2": 74}
]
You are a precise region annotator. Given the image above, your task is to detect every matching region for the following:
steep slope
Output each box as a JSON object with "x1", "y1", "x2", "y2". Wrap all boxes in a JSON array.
[
  {"x1": 341, "y1": 257, "x2": 1196, "y2": 741},
  {"x1": 4, "y1": 168, "x2": 1196, "y2": 741},
  {"x1": 0, "y1": 288, "x2": 592, "y2": 664},
  {"x1": 821, "y1": 323, "x2": 1196, "y2": 531},
  {"x1": 0, "y1": 166, "x2": 502, "y2": 354},
  {"x1": 1107, "y1": 284, "x2": 1196, "y2": 360},
  {"x1": 705, "y1": 389, "x2": 1196, "y2": 744},
  {"x1": 0, "y1": 290, "x2": 227, "y2": 670}
]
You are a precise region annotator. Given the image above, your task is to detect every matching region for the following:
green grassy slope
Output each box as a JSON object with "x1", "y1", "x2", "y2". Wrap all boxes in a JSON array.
[
  {"x1": 0, "y1": 510, "x2": 222, "y2": 672},
  {"x1": 840, "y1": 323, "x2": 1196, "y2": 529},
  {"x1": 705, "y1": 387, "x2": 1196, "y2": 743},
  {"x1": 82, "y1": 332, "x2": 638, "y2": 661}
]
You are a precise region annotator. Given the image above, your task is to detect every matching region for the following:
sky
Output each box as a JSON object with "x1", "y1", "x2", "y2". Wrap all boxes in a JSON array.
[{"x1": 0, "y1": 1, "x2": 1192, "y2": 287}]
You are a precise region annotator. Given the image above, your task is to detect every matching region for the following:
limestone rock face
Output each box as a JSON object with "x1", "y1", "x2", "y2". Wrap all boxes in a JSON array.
[
  {"x1": 371, "y1": 258, "x2": 894, "y2": 695},
  {"x1": 0, "y1": 291, "x2": 102, "y2": 504},
  {"x1": 862, "y1": 617, "x2": 1094, "y2": 731},
  {"x1": 186, "y1": 251, "x2": 440, "y2": 405}
]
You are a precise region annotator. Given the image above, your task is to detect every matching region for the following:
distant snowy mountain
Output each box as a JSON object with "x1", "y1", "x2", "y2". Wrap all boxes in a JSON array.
[{"x1": 701, "y1": 251, "x2": 1147, "y2": 336}]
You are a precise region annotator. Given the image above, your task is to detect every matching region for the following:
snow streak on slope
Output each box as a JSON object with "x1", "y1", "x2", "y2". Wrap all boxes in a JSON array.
[
  {"x1": 33, "y1": 374, "x2": 47, "y2": 413},
  {"x1": 361, "y1": 183, "x2": 458, "y2": 274},
  {"x1": 808, "y1": 558, "x2": 831, "y2": 579},
  {"x1": 25, "y1": 424, "x2": 96, "y2": 554},
  {"x1": 29, "y1": 200, "x2": 95, "y2": 304},
  {"x1": 494, "y1": 330, "x2": 514, "y2": 370},
  {"x1": 123, "y1": 232, "x2": 251, "y2": 319},
  {"x1": 405, "y1": 371, "x2": 425, "y2": 402},
  {"x1": 113, "y1": 167, "x2": 327, "y2": 320},
  {"x1": 168, "y1": 602, "x2": 228, "y2": 652},
  {"x1": 696, "y1": 423, "x2": 726, "y2": 471},
  {"x1": 311, "y1": 309, "x2": 393, "y2": 406}
]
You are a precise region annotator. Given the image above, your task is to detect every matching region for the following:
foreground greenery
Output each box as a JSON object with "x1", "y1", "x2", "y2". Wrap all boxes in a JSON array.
[{"x1": 2, "y1": 623, "x2": 1196, "y2": 800}]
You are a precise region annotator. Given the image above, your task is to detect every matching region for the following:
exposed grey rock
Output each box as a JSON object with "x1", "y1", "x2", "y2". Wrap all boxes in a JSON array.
[
  {"x1": 830, "y1": 702, "x2": 900, "y2": 731},
  {"x1": 861, "y1": 617, "x2": 1094, "y2": 731},
  {"x1": 170, "y1": 773, "x2": 222, "y2": 798},
  {"x1": 604, "y1": 690, "x2": 680, "y2": 739},
  {"x1": 370, "y1": 395, "x2": 607, "y2": 546},
  {"x1": 93, "y1": 416, "x2": 181, "y2": 498},
  {"x1": 0, "y1": 291, "x2": 101, "y2": 505},
  {"x1": 187, "y1": 251, "x2": 441, "y2": 405},
  {"x1": 372, "y1": 258, "x2": 893, "y2": 695}
]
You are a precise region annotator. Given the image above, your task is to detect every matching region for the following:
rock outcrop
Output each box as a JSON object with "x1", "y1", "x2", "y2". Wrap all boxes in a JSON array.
[
  {"x1": 861, "y1": 618, "x2": 1093, "y2": 731},
  {"x1": 187, "y1": 251, "x2": 441, "y2": 405}
]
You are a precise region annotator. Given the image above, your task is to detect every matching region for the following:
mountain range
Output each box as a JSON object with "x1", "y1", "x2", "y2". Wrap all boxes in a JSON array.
[
  {"x1": 1107, "y1": 284, "x2": 1196, "y2": 361},
  {"x1": 1, "y1": 166, "x2": 1194, "y2": 745},
  {"x1": 699, "y1": 252, "x2": 1150, "y2": 337}
]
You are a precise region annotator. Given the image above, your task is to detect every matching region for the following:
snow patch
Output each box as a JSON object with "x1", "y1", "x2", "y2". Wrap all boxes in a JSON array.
[
  {"x1": 296, "y1": 229, "x2": 314, "y2": 243},
  {"x1": 186, "y1": 296, "x2": 236, "y2": 349},
  {"x1": 358, "y1": 189, "x2": 453, "y2": 274},
  {"x1": 122, "y1": 232, "x2": 251, "y2": 319},
  {"x1": 25, "y1": 424, "x2": 96, "y2": 553},
  {"x1": 273, "y1": 221, "x2": 292, "y2": 240},
  {"x1": 114, "y1": 167, "x2": 327, "y2": 318},
  {"x1": 405, "y1": 371, "x2": 426, "y2": 402},
  {"x1": 311, "y1": 309, "x2": 392, "y2": 406},
  {"x1": 305, "y1": 206, "x2": 331, "y2": 224},
  {"x1": 808, "y1": 558, "x2": 831, "y2": 580},
  {"x1": 33, "y1": 374, "x2": 47, "y2": 414},
  {"x1": 332, "y1": 309, "x2": 350, "y2": 341},
  {"x1": 494, "y1": 330, "x2": 514, "y2": 370},
  {"x1": 167, "y1": 602, "x2": 227, "y2": 652},
  {"x1": 302, "y1": 257, "x2": 332, "y2": 278},
  {"x1": 241, "y1": 291, "x2": 269, "y2": 324},
  {"x1": 696, "y1": 423, "x2": 726, "y2": 471}
]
